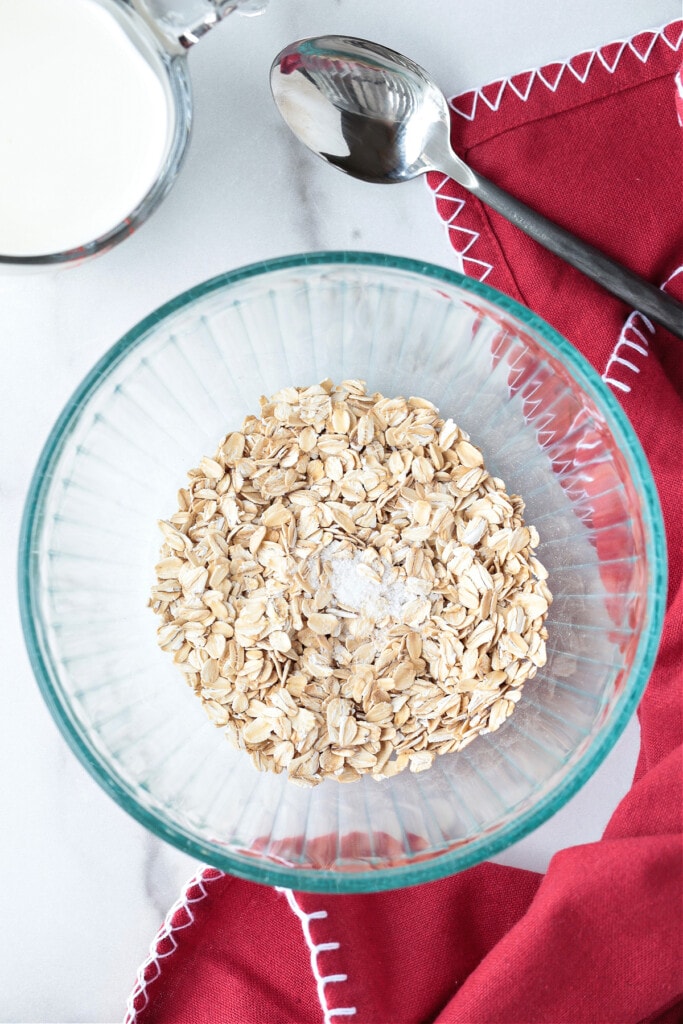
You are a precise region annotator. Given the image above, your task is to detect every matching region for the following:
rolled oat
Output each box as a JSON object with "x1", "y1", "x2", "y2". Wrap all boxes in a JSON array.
[{"x1": 150, "y1": 380, "x2": 551, "y2": 786}]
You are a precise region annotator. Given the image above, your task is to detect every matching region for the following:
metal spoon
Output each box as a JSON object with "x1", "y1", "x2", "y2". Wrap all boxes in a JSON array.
[{"x1": 270, "y1": 35, "x2": 683, "y2": 339}]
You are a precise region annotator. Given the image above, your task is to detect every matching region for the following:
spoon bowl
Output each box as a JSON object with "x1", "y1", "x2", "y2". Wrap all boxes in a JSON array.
[
  {"x1": 271, "y1": 35, "x2": 683, "y2": 338},
  {"x1": 272, "y1": 37, "x2": 463, "y2": 185}
]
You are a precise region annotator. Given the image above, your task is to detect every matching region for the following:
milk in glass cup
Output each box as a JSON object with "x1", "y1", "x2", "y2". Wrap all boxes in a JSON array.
[{"x1": 0, "y1": 0, "x2": 267, "y2": 268}]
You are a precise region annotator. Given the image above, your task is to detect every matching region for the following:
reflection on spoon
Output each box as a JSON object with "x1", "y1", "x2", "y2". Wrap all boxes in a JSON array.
[{"x1": 271, "y1": 35, "x2": 683, "y2": 339}]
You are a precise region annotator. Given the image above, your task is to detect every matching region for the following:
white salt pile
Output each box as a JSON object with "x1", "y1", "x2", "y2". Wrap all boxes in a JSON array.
[{"x1": 325, "y1": 549, "x2": 412, "y2": 623}]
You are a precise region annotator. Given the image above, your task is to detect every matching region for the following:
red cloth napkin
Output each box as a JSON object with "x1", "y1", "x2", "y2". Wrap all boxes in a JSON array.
[{"x1": 125, "y1": 23, "x2": 683, "y2": 1024}]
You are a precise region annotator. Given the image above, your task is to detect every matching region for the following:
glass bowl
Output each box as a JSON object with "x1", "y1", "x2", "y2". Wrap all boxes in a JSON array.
[{"x1": 19, "y1": 252, "x2": 665, "y2": 892}]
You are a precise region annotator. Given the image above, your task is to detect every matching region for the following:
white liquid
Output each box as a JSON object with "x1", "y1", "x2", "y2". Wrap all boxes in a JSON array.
[{"x1": 0, "y1": 0, "x2": 172, "y2": 256}]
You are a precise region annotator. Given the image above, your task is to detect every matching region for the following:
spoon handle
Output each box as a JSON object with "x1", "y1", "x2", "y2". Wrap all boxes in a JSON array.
[{"x1": 463, "y1": 172, "x2": 683, "y2": 339}]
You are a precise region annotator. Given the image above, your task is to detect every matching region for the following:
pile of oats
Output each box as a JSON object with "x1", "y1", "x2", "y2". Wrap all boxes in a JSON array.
[{"x1": 150, "y1": 380, "x2": 551, "y2": 787}]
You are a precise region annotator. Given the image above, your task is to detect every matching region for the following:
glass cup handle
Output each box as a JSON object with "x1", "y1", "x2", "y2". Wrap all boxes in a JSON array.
[{"x1": 132, "y1": 0, "x2": 268, "y2": 53}]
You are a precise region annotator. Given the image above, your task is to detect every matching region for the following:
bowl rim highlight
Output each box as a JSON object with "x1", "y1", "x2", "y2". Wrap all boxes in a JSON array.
[{"x1": 18, "y1": 251, "x2": 667, "y2": 893}]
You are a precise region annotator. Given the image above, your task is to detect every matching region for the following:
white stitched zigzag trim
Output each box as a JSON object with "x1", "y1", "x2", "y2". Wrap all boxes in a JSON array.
[
  {"x1": 601, "y1": 311, "x2": 655, "y2": 393},
  {"x1": 601, "y1": 263, "x2": 683, "y2": 392},
  {"x1": 431, "y1": 20, "x2": 682, "y2": 388},
  {"x1": 435, "y1": 23, "x2": 682, "y2": 275},
  {"x1": 124, "y1": 867, "x2": 223, "y2": 1023},
  {"x1": 431, "y1": 185, "x2": 494, "y2": 279},
  {"x1": 276, "y1": 887, "x2": 357, "y2": 1024},
  {"x1": 447, "y1": 20, "x2": 682, "y2": 122},
  {"x1": 662, "y1": 264, "x2": 683, "y2": 290},
  {"x1": 125, "y1": 873, "x2": 361, "y2": 1023}
]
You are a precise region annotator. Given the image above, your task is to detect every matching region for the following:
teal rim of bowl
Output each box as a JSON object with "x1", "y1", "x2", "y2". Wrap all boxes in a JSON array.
[{"x1": 18, "y1": 251, "x2": 667, "y2": 893}]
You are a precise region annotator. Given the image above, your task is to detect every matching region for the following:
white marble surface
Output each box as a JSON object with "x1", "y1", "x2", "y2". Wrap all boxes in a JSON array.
[{"x1": 1, "y1": 0, "x2": 676, "y2": 1020}]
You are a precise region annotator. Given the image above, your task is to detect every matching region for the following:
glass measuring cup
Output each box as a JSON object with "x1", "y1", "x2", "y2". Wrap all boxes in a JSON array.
[{"x1": 0, "y1": 0, "x2": 267, "y2": 269}]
